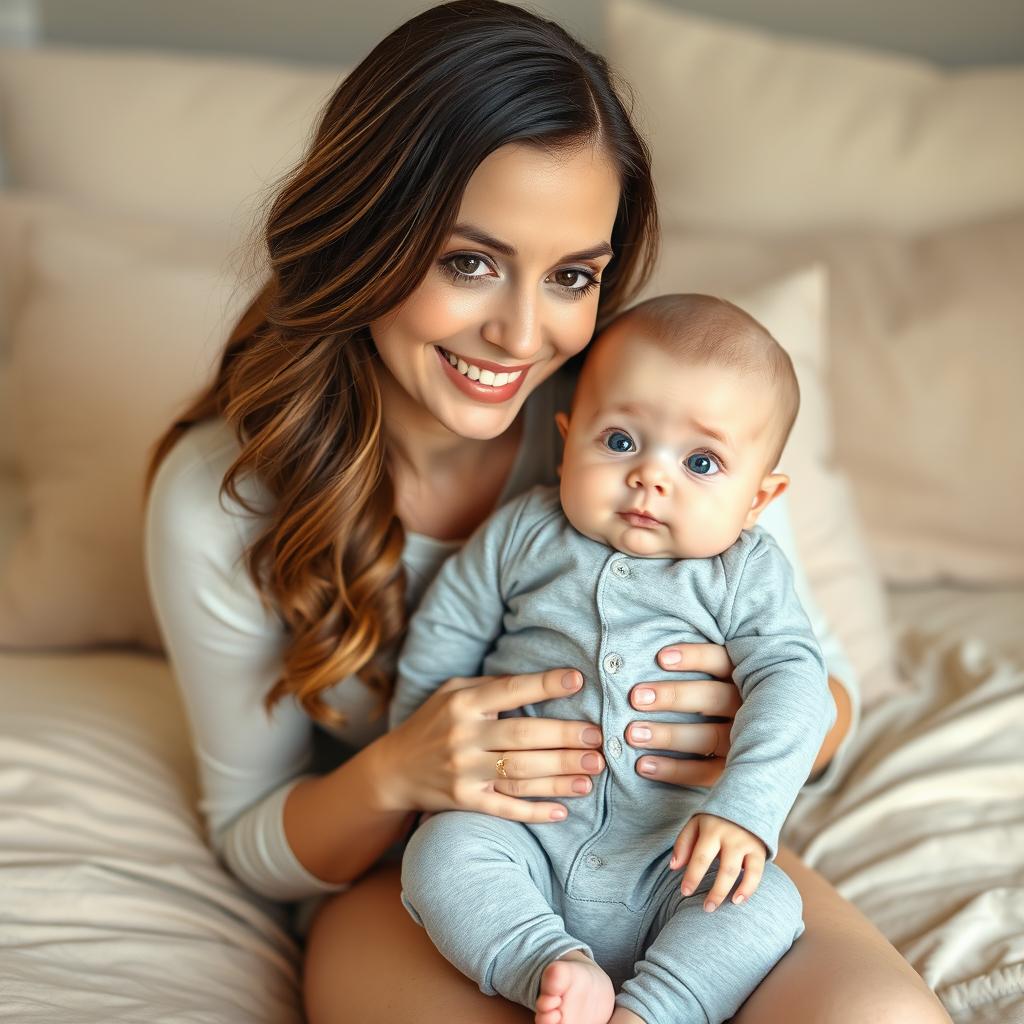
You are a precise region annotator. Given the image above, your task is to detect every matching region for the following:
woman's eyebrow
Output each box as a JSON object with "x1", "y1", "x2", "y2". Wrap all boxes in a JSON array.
[{"x1": 452, "y1": 222, "x2": 613, "y2": 262}]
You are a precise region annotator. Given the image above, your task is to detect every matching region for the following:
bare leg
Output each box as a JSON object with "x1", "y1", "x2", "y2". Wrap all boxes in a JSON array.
[
  {"x1": 304, "y1": 861, "x2": 533, "y2": 1024},
  {"x1": 607, "y1": 1009, "x2": 645, "y2": 1024},
  {"x1": 303, "y1": 846, "x2": 954, "y2": 1024},
  {"x1": 726, "y1": 845, "x2": 953, "y2": 1023}
]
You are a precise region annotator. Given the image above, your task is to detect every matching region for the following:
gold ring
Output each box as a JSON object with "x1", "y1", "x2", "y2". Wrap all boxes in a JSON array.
[{"x1": 496, "y1": 757, "x2": 508, "y2": 778}]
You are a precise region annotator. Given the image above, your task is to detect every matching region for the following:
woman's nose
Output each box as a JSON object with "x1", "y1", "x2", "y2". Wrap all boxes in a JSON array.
[{"x1": 480, "y1": 289, "x2": 543, "y2": 358}]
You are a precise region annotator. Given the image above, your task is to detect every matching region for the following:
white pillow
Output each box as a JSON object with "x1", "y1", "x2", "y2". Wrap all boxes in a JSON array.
[
  {"x1": 650, "y1": 217, "x2": 1024, "y2": 585},
  {"x1": 0, "y1": 202, "x2": 258, "y2": 650},
  {"x1": 606, "y1": 0, "x2": 1024, "y2": 233},
  {"x1": 634, "y1": 262, "x2": 899, "y2": 709}
]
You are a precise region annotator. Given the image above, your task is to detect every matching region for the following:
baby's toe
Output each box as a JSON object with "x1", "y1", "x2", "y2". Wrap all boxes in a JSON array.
[
  {"x1": 540, "y1": 960, "x2": 573, "y2": 998},
  {"x1": 536, "y1": 992, "x2": 561, "y2": 1011}
]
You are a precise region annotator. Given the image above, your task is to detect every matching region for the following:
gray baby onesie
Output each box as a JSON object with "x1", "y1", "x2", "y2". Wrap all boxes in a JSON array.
[{"x1": 390, "y1": 483, "x2": 836, "y2": 1023}]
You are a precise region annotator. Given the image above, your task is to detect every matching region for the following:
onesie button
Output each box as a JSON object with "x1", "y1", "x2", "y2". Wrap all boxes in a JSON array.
[
  {"x1": 603, "y1": 653, "x2": 623, "y2": 674},
  {"x1": 607, "y1": 737, "x2": 622, "y2": 758},
  {"x1": 611, "y1": 561, "x2": 630, "y2": 578},
  {"x1": 585, "y1": 854, "x2": 605, "y2": 869}
]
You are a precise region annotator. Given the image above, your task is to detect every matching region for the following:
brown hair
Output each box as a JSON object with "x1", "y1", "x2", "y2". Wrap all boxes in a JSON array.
[{"x1": 143, "y1": 0, "x2": 659, "y2": 728}]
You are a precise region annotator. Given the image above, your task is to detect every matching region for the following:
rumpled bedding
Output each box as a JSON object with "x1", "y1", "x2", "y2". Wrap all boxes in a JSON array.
[
  {"x1": 784, "y1": 589, "x2": 1024, "y2": 1024},
  {"x1": 0, "y1": 586, "x2": 1021, "y2": 1023},
  {"x1": 0, "y1": 652, "x2": 303, "y2": 1024}
]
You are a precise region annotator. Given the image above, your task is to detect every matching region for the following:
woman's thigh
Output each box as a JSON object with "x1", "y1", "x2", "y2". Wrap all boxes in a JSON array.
[
  {"x1": 727, "y1": 845, "x2": 953, "y2": 1024},
  {"x1": 303, "y1": 860, "x2": 534, "y2": 1024},
  {"x1": 304, "y1": 846, "x2": 955, "y2": 1024}
]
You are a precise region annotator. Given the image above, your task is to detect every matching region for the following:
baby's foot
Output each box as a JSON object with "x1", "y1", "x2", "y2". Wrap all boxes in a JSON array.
[{"x1": 534, "y1": 951, "x2": 615, "y2": 1024}]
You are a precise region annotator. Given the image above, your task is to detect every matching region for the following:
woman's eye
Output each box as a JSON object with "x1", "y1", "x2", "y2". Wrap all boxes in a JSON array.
[
  {"x1": 605, "y1": 430, "x2": 636, "y2": 453},
  {"x1": 685, "y1": 452, "x2": 721, "y2": 476},
  {"x1": 551, "y1": 268, "x2": 594, "y2": 290},
  {"x1": 450, "y1": 254, "x2": 489, "y2": 277}
]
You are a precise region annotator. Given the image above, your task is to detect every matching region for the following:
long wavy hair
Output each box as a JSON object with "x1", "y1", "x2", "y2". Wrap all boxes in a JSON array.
[{"x1": 143, "y1": 0, "x2": 659, "y2": 729}]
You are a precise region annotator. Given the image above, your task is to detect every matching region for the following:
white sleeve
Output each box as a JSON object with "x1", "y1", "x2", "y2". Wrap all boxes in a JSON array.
[
  {"x1": 143, "y1": 425, "x2": 349, "y2": 901},
  {"x1": 754, "y1": 493, "x2": 861, "y2": 796}
]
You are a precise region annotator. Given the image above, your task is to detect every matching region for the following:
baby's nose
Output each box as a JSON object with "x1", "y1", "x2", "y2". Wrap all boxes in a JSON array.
[{"x1": 628, "y1": 462, "x2": 669, "y2": 493}]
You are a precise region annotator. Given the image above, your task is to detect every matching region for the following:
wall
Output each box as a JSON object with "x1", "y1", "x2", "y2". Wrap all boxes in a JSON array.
[{"x1": 14, "y1": 0, "x2": 1024, "y2": 68}]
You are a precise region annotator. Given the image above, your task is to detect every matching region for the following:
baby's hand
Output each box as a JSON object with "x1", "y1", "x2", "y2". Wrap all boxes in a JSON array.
[{"x1": 670, "y1": 813, "x2": 767, "y2": 913}]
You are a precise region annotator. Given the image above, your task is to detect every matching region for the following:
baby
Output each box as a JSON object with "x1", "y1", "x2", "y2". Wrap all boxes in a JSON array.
[{"x1": 388, "y1": 294, "x2": 837, "y2": 1024}]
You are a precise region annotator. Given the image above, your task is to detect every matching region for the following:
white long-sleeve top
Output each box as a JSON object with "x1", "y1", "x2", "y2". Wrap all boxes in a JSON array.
[{"x1": 143, "y1": 367, "x2": 860, "y2": 913}]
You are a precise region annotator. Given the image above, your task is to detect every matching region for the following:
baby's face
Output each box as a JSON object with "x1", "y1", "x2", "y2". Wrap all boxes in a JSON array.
[{"x1": 556, "y1": 328, "x2": 787, "y2": 559}]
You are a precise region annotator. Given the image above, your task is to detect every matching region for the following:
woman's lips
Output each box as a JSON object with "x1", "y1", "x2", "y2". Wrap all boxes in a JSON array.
[
  {"x1": 434, "y1": 345, "x2": 531, "y2": 405},
  {"x1": 619, "y1": 511, "x2": 663, "y2": 528}
]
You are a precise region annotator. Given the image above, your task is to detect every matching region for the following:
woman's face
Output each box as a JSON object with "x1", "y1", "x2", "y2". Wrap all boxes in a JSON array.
[{"x1": 370, "y1": 141, "x2": 621, "y2": 442}]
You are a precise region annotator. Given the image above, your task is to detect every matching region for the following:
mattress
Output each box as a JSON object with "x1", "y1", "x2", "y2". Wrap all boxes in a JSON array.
[{"x1": 0, "y1": 571, "x2": 1021, "y2": 1022}]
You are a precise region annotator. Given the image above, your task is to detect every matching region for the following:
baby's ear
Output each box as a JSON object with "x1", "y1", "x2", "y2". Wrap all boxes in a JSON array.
[
  {"x1": 555, "y1": 411, "x2": 570, "y2": 442},
  {"x1": 554, "y1": 412, "x2": 570, "y2": 478},
  {"x1": 744, "y1": 472, "x2": 789, "y2": 529}
]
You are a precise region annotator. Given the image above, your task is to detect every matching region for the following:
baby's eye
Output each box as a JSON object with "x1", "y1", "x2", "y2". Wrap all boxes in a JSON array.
[
  {"x1": 685, "y1": 452, "x2": 720, "y2": 476},
  {"x1": 605, "y1": 430, "x2": 636, "y2": 453}
]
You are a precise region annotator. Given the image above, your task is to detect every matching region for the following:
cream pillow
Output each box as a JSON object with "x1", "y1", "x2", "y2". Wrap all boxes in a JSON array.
[
  {"x1": 0, "y1": 204, "x2": 258, "y2": 650},
  {"x1": 0, "y1": 47, "x2": 344, "y2": 234},
  {"x1": 650, "y1": 216, "x2": 1024, "y2": 584},
  {"x1": 634, "y1": 263, "x2": 898, "y2": 709},
  {"x1": 0, "y1": 192, "x2": 55, "y2": 472},
  {"x1": 606, "y1": 0, "x2": 1024, "y2": 233}
]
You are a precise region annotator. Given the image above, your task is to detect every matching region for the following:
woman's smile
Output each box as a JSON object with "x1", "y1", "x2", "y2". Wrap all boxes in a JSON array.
[{"x1": 434, "y1": 344, "x2": 533, "y2": 404}]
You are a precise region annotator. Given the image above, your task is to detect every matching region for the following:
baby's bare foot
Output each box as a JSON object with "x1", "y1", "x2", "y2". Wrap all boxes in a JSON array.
[{"x1": 534, "y1": 951, "x2": 615, "y2": 1024}]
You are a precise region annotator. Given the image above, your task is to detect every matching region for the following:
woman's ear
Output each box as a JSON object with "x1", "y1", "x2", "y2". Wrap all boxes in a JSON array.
[{"x1": 744, "y1": 472, "x2": 789, "y2": 529}]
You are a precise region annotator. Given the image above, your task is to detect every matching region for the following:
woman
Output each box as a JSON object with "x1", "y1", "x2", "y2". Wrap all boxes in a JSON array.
[{"x1": 142, "y1": 3, "x2": 951, "y2": 1022}]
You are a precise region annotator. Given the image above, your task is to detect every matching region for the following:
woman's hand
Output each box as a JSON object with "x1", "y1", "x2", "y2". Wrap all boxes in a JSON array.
[
  {"x1": 382, "y1": 668, "x2": 605, "y2": 824},
  {"x1": 625, "y1": 643, "x2": 741, "y2": 787}
]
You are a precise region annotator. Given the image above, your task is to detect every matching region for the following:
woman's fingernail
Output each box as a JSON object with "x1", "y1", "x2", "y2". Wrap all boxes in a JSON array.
[
  {"x1": 583, "y1": 727, "x2": 602, "y2": 744},
  {"x1": 572, "y1": 778, "x2": 591, "y2": 794},
  {"x1": 734, "y1": 894, "x2": 745, "y2": 905},
  {"x1": 551, "y1": 807, "x2": 567, "y2": 819},
  {"x1": 634, "y1": 689, "x2": 655, "y2": 705},
  {"x1": 660, "y1": 649, "x2": 681, "y2": 666},
  {"x1": 639, "y1": 758, "x2": 657, "y2": 774},
  {"x1": 704, "y1": 900, "x2": 717, "y2": 913},
  {"x1": 563, "y1": 671, "x2": 581, "y2": 690},
  {"x1": 631, "y1": 726, "x2": 652, "y2": 741}
]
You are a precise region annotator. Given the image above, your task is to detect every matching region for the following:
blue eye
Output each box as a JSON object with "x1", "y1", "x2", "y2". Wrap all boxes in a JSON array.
[
  {"x1": 605, "y1": 430, "x2": 635, "y2": 453},
  {"x1": 686, "y1": 452, "x2": 720, "y2": 476}
]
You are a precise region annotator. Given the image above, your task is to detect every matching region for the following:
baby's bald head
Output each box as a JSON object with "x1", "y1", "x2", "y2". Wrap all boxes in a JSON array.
[{"x1": 580, "y1": 294, "x2": 800, "y2": 471}]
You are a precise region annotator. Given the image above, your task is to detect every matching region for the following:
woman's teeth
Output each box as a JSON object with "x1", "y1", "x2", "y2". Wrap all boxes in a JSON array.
[{"x1": 441, "y1": 348, "x2": 523, "y2": 387}]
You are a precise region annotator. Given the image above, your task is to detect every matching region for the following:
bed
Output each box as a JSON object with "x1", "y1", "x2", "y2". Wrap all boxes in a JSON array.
[{"x1": 1, "y1": 3, "x2": 1021, "y2": 1020}]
